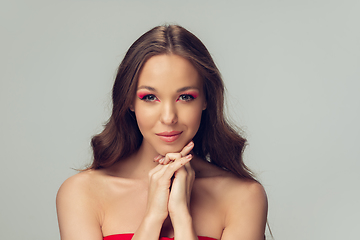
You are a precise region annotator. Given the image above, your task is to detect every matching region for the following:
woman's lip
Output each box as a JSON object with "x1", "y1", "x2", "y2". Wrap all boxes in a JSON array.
[
  {"x1": 156, "y1": 131, "x2": 182, "y2": 142},
  {"x1": 156, "y1": 131, "x2": 182, "y2": 136}
]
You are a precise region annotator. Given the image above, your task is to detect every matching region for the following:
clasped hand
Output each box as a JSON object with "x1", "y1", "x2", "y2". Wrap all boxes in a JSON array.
[{"x1": 146, "y1": 141, "x2": 195, "y2": 222}]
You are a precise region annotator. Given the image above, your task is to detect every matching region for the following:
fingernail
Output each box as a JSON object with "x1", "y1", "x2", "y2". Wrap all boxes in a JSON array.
[
  {"x1": 159, "y1": 158, "x2": 164, "y2": 164},
  {"x1": 187, "y1": 141, "x2": 194, "y2": 147},
  {"x1": 186, "y1": 154, "x2": 192, "y2": 159},
  {"x1": 154, "y1": 155, "x2": 161, "y2": 161}
]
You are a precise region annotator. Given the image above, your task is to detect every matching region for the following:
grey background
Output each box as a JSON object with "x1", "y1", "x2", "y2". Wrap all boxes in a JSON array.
[{"x1": 1, "y1": 0, "x2": 359, "y2": 239}]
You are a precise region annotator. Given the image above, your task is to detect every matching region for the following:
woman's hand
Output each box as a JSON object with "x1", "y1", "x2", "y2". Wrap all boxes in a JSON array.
[
  {"x1": 146, "y1": 141, "x2": 194, "y2": 222},
  {"x1": 167, "y1": 156, "x2": 195, "y2": 218},
  {"x1": 154, "y1": 141, "x2": 197, "y2": 240},
  {"x1": 154, "y1": 142, "x2": 195, "y2": 223}
]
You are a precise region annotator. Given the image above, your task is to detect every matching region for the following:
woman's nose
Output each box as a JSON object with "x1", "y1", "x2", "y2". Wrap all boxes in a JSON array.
[{"x1": 160, "y1": 102, "x2": 178, "y2": 125}]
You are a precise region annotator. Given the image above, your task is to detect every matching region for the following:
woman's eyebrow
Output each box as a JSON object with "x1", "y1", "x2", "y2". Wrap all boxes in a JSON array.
[
  {"x1": 137, "y1": 86, "x2": 157, "y2": 91},
  {"x1": 137, "y1": 86, "x2": 199, "y2": 92},
  {"x1": 177, "y1": 86, "x2": 200, "y2": 92}
]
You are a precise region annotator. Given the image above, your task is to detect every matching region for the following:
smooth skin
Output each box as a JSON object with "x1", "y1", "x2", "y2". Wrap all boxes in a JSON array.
[{"x1": 56, "y1": 54, "x2": 268, "y2": 240}]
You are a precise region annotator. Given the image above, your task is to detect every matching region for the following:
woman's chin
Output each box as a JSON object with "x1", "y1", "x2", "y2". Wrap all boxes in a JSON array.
[{"x1": 155, "y1": 143, "x2": 185, "y2": 156}]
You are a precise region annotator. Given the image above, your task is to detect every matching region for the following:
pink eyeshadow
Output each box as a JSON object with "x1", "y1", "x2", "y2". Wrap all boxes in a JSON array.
[
  {"x1": 182, "y1": 91, "x2": 199, "y2": 98},
  {"x1": 136, "y1": 91, "x2": 150, "y2": 99}
]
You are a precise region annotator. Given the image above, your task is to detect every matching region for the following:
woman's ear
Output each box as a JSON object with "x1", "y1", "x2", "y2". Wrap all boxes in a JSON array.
[
  {"x1": 129, "y1": 104, "x2": 135, "y2": 112},
  {"x1": 202, "y1": 101, "x2": 207, "y2": 110}
]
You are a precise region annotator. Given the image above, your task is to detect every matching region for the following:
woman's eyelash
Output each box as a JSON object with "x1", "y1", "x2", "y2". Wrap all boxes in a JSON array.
[
  {"x1": 139, "y1": 94, "x2": 158, "y2": 102},
  {"x1": 137, "y1": 93, "x2": 197, "y2": 102},
  {"x1": 178, "y1": 94, "x2": 196, "y2": 101}
]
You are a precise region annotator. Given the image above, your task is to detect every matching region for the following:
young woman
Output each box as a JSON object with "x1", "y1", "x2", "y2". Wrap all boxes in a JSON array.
[{"x1": 56, "y1": 25, "x2": 268, "y2": 240}]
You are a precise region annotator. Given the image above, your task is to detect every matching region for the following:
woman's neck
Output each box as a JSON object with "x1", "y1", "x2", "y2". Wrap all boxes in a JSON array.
[{"x1": 109, "y1": 141, "x2": 159, "y2": 179}]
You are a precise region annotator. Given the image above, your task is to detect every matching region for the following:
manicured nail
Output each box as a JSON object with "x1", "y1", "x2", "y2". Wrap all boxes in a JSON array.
[
  {"x1": 187, "y1": 141, "x2": 194, "y2": 147},
  {"x1": 186, "y1": 154, "x2": 192, "y2": 159},
  {"x1": 154, "y1": 155, "x2": 161, "y2": 161},
  {"x1": 159, "y1": 158, "x2": 164, "y2": 164}
]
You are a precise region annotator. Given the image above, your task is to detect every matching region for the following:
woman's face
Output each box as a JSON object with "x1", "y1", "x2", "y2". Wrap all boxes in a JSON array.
[{"x1": 132, "y1": 54, "x2": 206, "y2": 156}]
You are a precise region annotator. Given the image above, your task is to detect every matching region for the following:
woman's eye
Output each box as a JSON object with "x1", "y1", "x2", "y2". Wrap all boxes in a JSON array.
[
  {"x1": 140, "y1": 94, "x2": 158, "y2": 102},
  {"x1": 178, "y1": 94, "x2": 195, "y2": 102}
]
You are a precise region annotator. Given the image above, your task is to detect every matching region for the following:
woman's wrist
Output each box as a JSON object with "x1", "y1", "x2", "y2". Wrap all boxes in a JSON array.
[
  {"x1": 143, "y1": 211, "x2": 167, "y2": 227},
  {"x1": 170, "y1": 208, "x2": 192, "y2": 230},
  {"x1": 132, "y1": 214, "x2": 165, "y2": 240},
  {"x1": 172, "y1": 214, "x2": 197, "y2": 240}
]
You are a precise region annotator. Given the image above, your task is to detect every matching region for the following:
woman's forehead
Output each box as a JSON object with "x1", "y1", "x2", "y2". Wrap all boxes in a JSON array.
[{"x1": 137, "y1": 54, "x2": 202, "y2": 89}]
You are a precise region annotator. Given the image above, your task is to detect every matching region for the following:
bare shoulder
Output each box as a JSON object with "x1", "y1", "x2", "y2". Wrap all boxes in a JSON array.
[
  {"x1": 56, "y1": 170, "x2": 105, "y2": 240},
  {"x1": 221, "y1": 175, "x2": 267, "y2": 208},
  {"x1": 56, "y1": 169, "x2": 106, "y2": 220},
  {"x1": 192, "y1": 159, "x2": 267, "y2": 239},
  {"x1": 192, "y1": 158, "x2": 267, "y2": 205},
  {"x1": 57, "y1": 170, "x2": 103, "y2": 202},
  {"x1": 195, "y1": 165, "x2": 267, "y2": 211},
  {"x1": 220, "y1": 175, "x2": 268, "y2": 240}
]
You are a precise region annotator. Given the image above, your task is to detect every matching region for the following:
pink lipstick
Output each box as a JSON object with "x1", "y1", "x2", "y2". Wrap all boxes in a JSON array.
[{"x1": 156, "y1": 131, "x2": 182, "y2": 142}]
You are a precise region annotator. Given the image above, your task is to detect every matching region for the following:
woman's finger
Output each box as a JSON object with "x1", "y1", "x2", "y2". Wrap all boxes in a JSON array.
[
  {"x1": 153, "y1": 155, "x2": 162, "y2": 162},
  {"x1": 160, "y1": 141, "x2": 194, "y2": 165},
  {"x1": 179, "y1": 141, "x2": 194, "y2": 158},
  {"x1": 161, "y1": 154, "x2": 193, "y2": 180},
  {"x1": 154, "y1": 141, "x2": 194, "y2": 165},
  {"x1": 163, "y1": 153, "x2": 182, "y2": 164}
]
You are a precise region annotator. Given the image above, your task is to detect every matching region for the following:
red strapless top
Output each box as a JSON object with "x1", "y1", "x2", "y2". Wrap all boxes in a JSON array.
[{"x1": 103, "y1": 233, "x2": 217, "y2": 240}]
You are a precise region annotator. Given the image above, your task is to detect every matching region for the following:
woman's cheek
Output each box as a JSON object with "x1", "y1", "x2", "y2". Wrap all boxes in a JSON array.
[
  {"x1": 134, "y1": 107, "x2": 155, "y2": 135},
  {"x1": 184, "y1": 107, "x2": 203, "y2": 136}
]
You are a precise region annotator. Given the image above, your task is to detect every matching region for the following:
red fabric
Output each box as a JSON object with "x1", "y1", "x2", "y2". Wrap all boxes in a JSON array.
[{"x1": 103, "y1": 233, "x2": 217, "y2": 240}]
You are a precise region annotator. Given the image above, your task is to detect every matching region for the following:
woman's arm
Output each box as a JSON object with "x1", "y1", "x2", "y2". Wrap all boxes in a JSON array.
[{"x1": 221, "y1": 180, "x2": 268, "y2": 240}]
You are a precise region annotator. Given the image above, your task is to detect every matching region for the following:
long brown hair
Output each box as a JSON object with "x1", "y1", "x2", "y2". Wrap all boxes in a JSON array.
[{"x1": 90, "y1": 25, "x2": 255, "y2": 180}]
